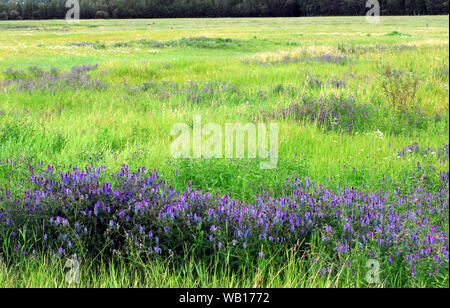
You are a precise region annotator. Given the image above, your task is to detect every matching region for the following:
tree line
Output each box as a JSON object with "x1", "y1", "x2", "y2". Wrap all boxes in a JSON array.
[{"x1": 0, "y1": 0, "x2": 448, "y2": 20}]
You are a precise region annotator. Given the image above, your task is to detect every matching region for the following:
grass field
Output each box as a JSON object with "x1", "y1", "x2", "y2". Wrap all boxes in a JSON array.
[{"x1": 0, "y1": 16, "x2": 448, "y2": 288}]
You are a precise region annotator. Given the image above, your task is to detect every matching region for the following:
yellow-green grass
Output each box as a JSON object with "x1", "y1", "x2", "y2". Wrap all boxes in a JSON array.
[{"x1": 0, "y1": 16, "x2": 448, "y2": 196}]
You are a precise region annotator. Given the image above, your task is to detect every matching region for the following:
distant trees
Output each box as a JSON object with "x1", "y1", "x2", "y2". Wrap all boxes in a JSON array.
[{"x1": 0, "y1": 0, "x2": 447, "y2": 20}]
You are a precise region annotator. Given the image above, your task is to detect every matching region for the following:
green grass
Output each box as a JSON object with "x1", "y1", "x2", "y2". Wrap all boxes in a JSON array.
[
  {"x1": 0, "y1": 16, "x2": 449, "y2": 288},
  {"x1": 1, "y1": 251, "x2": 358, "y2": 288},
  {"x1": 2, "y1": 242, "x2": 440, "y2": 288},
  {"x1": 2, "y1": 237, "x2": 446, "y2": 288}
]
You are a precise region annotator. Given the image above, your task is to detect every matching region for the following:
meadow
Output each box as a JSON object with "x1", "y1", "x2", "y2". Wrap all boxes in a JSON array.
[{"x1": 0, "y1": 16, "x2": 448, "y2": 288}]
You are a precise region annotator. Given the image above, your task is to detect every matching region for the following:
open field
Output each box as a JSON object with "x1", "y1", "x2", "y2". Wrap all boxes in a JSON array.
[{"x1": 0, "y1": 16, "x2": 449, "y2": 288}]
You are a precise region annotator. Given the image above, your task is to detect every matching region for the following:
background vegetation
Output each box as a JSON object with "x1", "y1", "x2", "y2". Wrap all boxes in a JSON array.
[{"x1": 0, "y1": 0, "x2": 448, "y2": 21}]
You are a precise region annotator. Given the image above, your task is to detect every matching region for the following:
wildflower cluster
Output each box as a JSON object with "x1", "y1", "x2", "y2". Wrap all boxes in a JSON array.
[
  {"x1": 337, "y1": 43, "x2": 418, "y2": 55},
  {"x1": 139, "y1": 37, "x2": 244, "y2": 49},
  {"x1": 0, "y1": 163, "x2": 448, "y2": 279},
  {"x1": 69, "y1": 41, "x2": 107, "y2": 49},
  {"x1": 68, "y1": 37, "x2": 245, "y2": 50},
  {"x1": 252, "y1": 94, "x2": 435, "y2": 134},
  {"x1": 395, "y1": 142, "x2": 444, "y2": 159},
  {"x1": 253, "y1": 95, "x2": 372, "y2": 132},
  {"x1": 303, "y1": 75, "x2": 347, "y2": 89},
  {"x1": 2, "y1": 64, "x2": 107, "y2": 93}
]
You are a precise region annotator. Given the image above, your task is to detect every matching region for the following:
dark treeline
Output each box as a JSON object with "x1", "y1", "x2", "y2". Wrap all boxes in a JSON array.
[{"x1": 0, "y1": 0, "x2": 448, "y2": 20}]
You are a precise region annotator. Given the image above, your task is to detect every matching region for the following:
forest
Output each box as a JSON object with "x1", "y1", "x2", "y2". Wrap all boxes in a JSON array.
[{"x1": 0, "y1": 0, "x2": 448, "y2": 20}]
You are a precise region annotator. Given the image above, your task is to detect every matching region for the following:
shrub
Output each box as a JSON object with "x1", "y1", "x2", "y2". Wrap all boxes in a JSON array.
[
  {"x1": 112, "y1": 41, "x2": 131, "y2": 48},
  {"x1": 95, "y1": 10, "x2": 110, "y2": 19},
  {"x1": 8, "y1": 10, "x2": 21, "y2": 20},
  {"x1": 385, "y1": 31, "x2": 411, "y2": 37},
  {"x1": 381, "y1": 65, "x2": 419, "y2": 113},
  {"x1": 0, "y1": 11, "x2": 8, "y2": 20},
  {"x1": 31, "y1": 11, "x2": 41, "y2": 20}
]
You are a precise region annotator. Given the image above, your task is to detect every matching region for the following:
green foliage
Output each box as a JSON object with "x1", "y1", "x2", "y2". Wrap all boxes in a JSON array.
[
  {"x1": 168, "y1": 157, "x2": 309, "y2": 201},
  {"x1": 385, "y1": 31, "x2": 411, "y2": 37}
]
